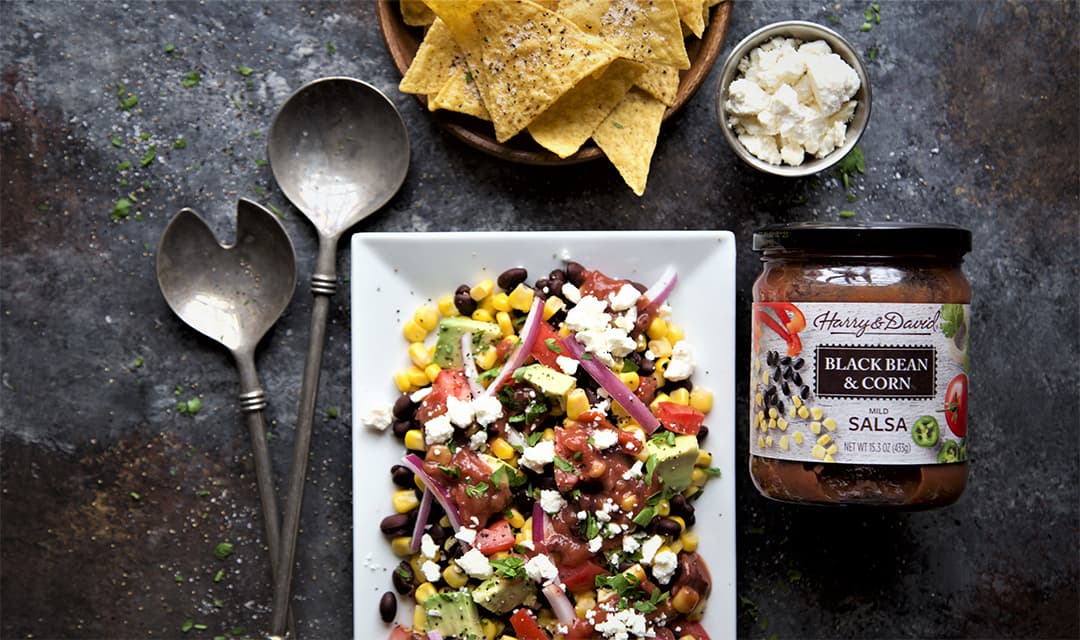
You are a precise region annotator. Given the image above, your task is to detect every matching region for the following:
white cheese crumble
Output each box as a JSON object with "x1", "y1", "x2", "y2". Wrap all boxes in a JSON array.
[
  {"x1": 420, "y1": 559, "x2": 442, "y2": 583},
  {"x1": 423, "y1": 414, "x2": 454, "y2": 445},
  {"x1": 540, "y1": 489, "x2": 567, "y2": 514},
  {"x1": 622, "y1": 534, "x2": 642, "y2": 554},
  {"x1": 640, "y1": 535, "x2": 663, "y2": 564},
  {"x1": 591, "y1": 429, "x2": 619, "y2": 450},
  {"x1": 622, "y1": 460, "x2": 644, "y2": 481},
  {"x1": 445, "y1": 395, "x2": 475, "y2": 427},
  {"x1": 454, "y1": 527, "x2": 477, "y2": 546},
  {"x1": 455, "y1": 547, "x2": 493, "y2": 579},
  {"x1": 664, "y1": 340, "x2": 696, "y2": 381},
  {"x1": 420, "y1": 533, "x2": 438, "y2": 560},
  {"x1": 472, "y1": 394, "x2": 504, "y2": 426},
  {"x1": 725, "y1": 36, "x2": 860, "y2": 166},
  {"x1": 588, "y1": 536, "x2": 604, "y2": 553},
  {"x1": 410, "y1": 387, "x2": 432, "y2": 403},
  {"x1": 520, "y1": 439, "x2": 556, "y2": 473},
  {"x1": 652, "y1": 549, "x2": 679, "y2": 585},
  {"x1": 608, "y1": 283, "x2": 641, "y2": 312},
  {"x1": 361, "y1": 403, "x2": 393, "y2": 431},
  {"x1": 556, "y1": 354, "x2": 579, "y2": 376},
  {"x1": 561, "y1": 282, "x2": 582, "y2": 303},
  {"x1": 594, "y1": 607, "x2": 651, "y2": 639},
  {"x1": 524, "y1": 553, "x2": 559, "y2": 584},
  {"x1": 468, "y1": 429, "x2": 489, "y2": 450}
]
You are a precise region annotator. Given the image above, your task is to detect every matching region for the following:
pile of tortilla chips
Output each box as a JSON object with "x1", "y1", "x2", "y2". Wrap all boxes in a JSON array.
[{"x1": 397, "y1": 0, "x2": 723, "y2": 196}]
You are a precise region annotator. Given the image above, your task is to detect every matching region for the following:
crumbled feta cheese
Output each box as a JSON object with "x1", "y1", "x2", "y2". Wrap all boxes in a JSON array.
[
  {"x1": 640, "y1": 535, "x2": 663, "y2": 564},
  {"x1": 520, "y1": 439, "x2": 556, "y2": 473},
  {"x1": 361, "y1": 403, "x2": 393, "y2": 431},
  {"x1": 455, "y1": 547, "x2": 493, "y2": 579},
  {"x1": 446, "y1": 395, "x2": 475, "y2": 427},
  {"x1": 455, "y1": 527, "x2": 477, "y2": 546},
  {"x1": 504, "y1": 426, "x2": 526, "y2": 449},
  {"x1": 565, "y1": 295, "x2": 609, "y2": 332},
  {"x1": 591, "y1": 429, "x2": 619, "y2": 450},
  {"x1": 556, "y1": 355, "x2": 579, "y2": 376},
  {"x1": 622, "y1": 535, "x2": 641, "y2": 554},
  {"x1": 524, "y1": 553, "x2": 559, "y2": 584},
  {"x1": 595, "y1": 500, "x2": 619, "y2": 523},
  {"x1": 420, "y1": 560, "x2": 442, "y2": 583},
  {"x1": 664, "y1": 340, "x2": 696, "y2": 381},
  {"x1": 561, "y1": 282, "x2": 582, "y2": 303},
  {"x1": 594, "y1": 607, "x2": 650, "y2": 640},
  {"x1": 622, "y1": 460, "x2": 643, "y2": 481},
  {"x1": 613, "y1": 307, "x2": 637, "y2": 332},
  {"x1": 588, "y1": 537, "x2": 603, "y2": 553},
  {"x1": 410, "y1": 387, "x2": 432, "y2": 403},
  {"x1": 420, "y1": 533, "x2": 438, "y2": 560},
  {"x1": 472, "y1": 394, "x2": 504, "y2": 426},
  {"x1": 540, "y1": 489, "x2": 567, "y2": 514},
  {"x1": 424, "y1": 414, "x2": 454, "y2": 445},
  {"x1": 608, "y1": 283, "x2": 641, "y2": 312},
  {"x1": 652, "y1": 549, "x2": 679, "y2": 585},
  {"x1": 469, "y1": 429, "x2": 489, "y2": 450}
]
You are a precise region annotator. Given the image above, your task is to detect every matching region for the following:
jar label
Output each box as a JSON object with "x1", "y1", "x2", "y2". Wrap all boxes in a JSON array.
[{"x1": 750, "y1": 302, "x2": 970, "y2": 465}]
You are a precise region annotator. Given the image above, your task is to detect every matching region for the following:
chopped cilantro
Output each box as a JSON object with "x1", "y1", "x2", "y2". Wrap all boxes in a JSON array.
[
  {"x1": 181, "y1": 618, "x2": 194, "y2": 633},
  {"x1": 116, "y1": 160, "x2": 132, "y2": 172},
  {"x1": 177, "y1": 396, "x2": 202, "y2": 415},
  {"x1": 544, "y1": 338, "x2": 562, "y2": 353},
  {"x1": 634, "y1": 588, "x2": 668, "y2": 613},
  {"x1": 465, "y1": 482, "x2": 489, "y2": 498},
  {"x1": 111, "y1": 135, "x2": 123, "y2": 148},
  {"x1": 490, "y1": 556, "x2": 525, "y2": 578},
  {"x1": 553, "y1": 456, "x2": 576, "y2": 473},
  {"x1": 650, "y1": 431, "x2": 676, "y2": 448},
  {"x1": 164, "y1": 43, "x2": 175, "y2": 54},
  {"x1": 525, "y1": 431, "x2": 544, "y2": 447},
  {"x1": 181, "y1": 71, "x2": 201, "y2": 88},
  {"x1": 214, "y1": 542, "x2": 234, "y2": 560},
  {"x1": 703, "y1": 466, "x2": 722, "y2": 477},
  {"x1": 644, "y1": 454, "x2": 659, "y2": 485},
  {"x1": 869, "y1": 46, "x2": 879, "y2": 61},
  {"x1": 621, "y1": 360, "x2": 639, "y2": 373},
  {"x1": 140, "y1": 144, "x2": 157, "y2": 167},
  {"x1": 835, "y1": 145, "x2": 865, "y2": 189},
  {"x1": 235, "y1": 65, "x2": 254, "y2": 76},
  {"x1": 632, "y1": 506, "x2": 656, "y2": 527},
  {"x1": 612, "y1": 121, "x2": 624, "y2": 129},
  {"x1": 130, "y1": 491, "x2": 141, "y2": 501},
  {"x1": 111, "y1": 198, "x2": 131, "y2": 221},
  {"x1": 119, "y1": 93, "x2": 138, "y2": 110},
  {"x1": 583, "y1": 513, "x2": 601, "y2": 540},
  {"x1": 267, "y1": 203, "x2": 285, "y2": 219},
  {"x1": 326, "y1": 406, "x2": 339, "y2": 419},
  {"x1": 213, "y1": 569, "x2": 224, "y2": 582},
  {"x1": 326, "y1": 42, "x2": 336, "y2": 55},
  {"x1": 439, "y1": 464, "x2": 462, "y2": 479}
]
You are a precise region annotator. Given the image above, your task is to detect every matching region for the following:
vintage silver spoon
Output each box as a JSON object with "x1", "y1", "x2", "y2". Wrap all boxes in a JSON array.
[
  {"x1": 266, "y1": 76, "x2": 409, "y2": 635},
  {"x1": 156, "y1": 199, "x2": 298, "y2": 637}
]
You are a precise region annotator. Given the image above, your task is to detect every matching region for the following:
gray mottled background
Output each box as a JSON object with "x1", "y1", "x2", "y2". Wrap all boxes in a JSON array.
[{"x1": 1, "y1": 1, "x2": 1077, "y2": 639}]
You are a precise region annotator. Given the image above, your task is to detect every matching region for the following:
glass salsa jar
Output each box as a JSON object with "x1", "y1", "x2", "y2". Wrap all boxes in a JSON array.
[{"x1": 749, "y1": 223, "x2": 972, "y2": 508}]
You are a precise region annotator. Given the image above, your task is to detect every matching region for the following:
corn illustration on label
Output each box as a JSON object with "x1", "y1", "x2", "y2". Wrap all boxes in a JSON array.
[{"x1": 751, "y1": 302, "x2": 970, "y2": 465}]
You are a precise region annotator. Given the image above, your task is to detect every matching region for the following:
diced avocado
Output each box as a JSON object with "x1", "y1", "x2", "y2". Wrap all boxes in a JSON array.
[
  {"x1": 433, "y1": 317, "x2": 502, "y2": 368},
  {"x1": 423, "y1": 590, "x2": 484, "y2": 639},
  {"x1": 471, "y1": 574, "x2": 536, "y2": 614},
  {"x1": 644, "y1": 434, "x2": 699, "y2": 492},
  {"x1": 515, "y1": 364, "x2": 576, "y2": 401}
]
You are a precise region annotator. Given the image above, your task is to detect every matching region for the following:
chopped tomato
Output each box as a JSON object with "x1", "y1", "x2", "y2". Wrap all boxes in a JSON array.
[
  {"x1": 617, "y1": 428, "x2": 644, "y2": 456},
  {"x1": 655, "y1": 402, "x2": 705, "y2": 435},
  {"x1": 559, "y1": 560, "x2": 608, "y2": 593},
  {"x1": 944, "y1": 373, "x2": 968, "y2": 437},
  {"x1": 414, "y1": 370, "x2": 471, "y2": 424},
  {"x1": 387, "y1": 626, "x2": 421, "y2": 640},
  {"x1": 671, "y1": 621, "x2": 711, "y2": 640},
  {"x1": 510, "y1": 608, "x2": 550, "y2": 640},
  {"x1": 634, "y1": 373, "x2": 658, "y2": 405},
  {"x1": 475, "y1": 519, "x2": 516, "y2": 555},
  {"x1": 529, "y1": 322, "x2": 564, "y2": 369}
]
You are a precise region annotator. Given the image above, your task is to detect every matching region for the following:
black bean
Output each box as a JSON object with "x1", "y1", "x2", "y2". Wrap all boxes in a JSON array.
[
  {"x1": 697, "y1": 425, "x2": 709, "y2": 442},
  {"x1": 773, "y1": 367, "x2": 783, "y2": 382},
  {"x1": 780, "y1": 356, "x2": 792, "y2": 366},
  {"x1": 428, "y1": 523, "x2": 447, "y2": 544},
  {"x1": 783, "y1": 367, "x2": 793, "y2": 380},
  {"x1": 379, "y1": 591, "x2": 398, "y2": 622},
  {"x1": 391, "y1": 420, "x2": 412, "y2": 438},
  {"x1": 637, "y1": 358, "x2": 655, "y2": 376},
  {"x1": 392, "y1": 393, "x2": 416, "y2": 420},
  {"x1": 800, "y1": 385, "x2": 810, "y2": 399},
  {"x1": 766, "y1": 351, "x2": 778, "y2": 367},
  {"x1": 454, "y1": 285, "x2": 477, "y2": 315},
  {"x1": 380, "y1": 513, "x2": 412, "y2": 537},
  {"x1": 793, "y1": 357, "x2": 805, "y2": 370},
  {"x1": 792, "y1": 372, "x2": 803, "y2": 387},
  {"x1": 779, "y1": 382, "x2": 788, "y2": 397},
  {"x1": 777, "y1": 400, "x2": 785, "y2": 415},
  {"x1": 534, "y1": 278, "x2": 550, "y2": 294},
  {"x1": 682, "y1": 510, "x2": 696, "y2": 527},
  {"x1": 565, "y1": 261, "x2": 586, "y2": 286},
  {"x1": 391, "y1": 464, "x2": 415, "y2": 488},
  {"x1": 655, "y1": 518, "x2": 682, "y2": 537},
  {"x1": 669, "y1": 493, "x2": 690, "y2": 517},
  {"x1": 497, "y1": 267, "x2": 528, "y2": 291},
  {"x1": 392, "y1": 562, "x2": 415, "y2": 594}
]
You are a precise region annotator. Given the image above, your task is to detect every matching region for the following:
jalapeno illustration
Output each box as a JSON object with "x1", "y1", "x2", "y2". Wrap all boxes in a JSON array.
[
  {"x1": 912, "y1": 415, "x2": 940, "y2": 447},
  {"x1": 937, "y1": 440, "x2": 961, "y2": 463}
]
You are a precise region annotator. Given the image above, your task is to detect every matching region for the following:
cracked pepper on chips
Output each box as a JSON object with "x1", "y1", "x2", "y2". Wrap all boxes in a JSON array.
[{"x1": 397, "y1": 0, "x2": 719, "y2": 195}]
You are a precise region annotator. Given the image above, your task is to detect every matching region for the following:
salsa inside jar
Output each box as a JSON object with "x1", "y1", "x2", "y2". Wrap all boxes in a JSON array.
[{"x1": 750, "y1": 223, "x2": 972, "y2": 508}]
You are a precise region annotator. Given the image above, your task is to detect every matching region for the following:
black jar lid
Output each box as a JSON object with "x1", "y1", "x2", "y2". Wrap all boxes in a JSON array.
[{"x1": 753, "y1": 222, "x2": 972, "y2": 254}]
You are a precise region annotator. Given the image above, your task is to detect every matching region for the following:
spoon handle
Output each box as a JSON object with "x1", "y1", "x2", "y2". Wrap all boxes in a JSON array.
[
  {"x1": 236, "y1": 354, "x2": 299, "y2": 639},
  {"x1": 270, "y1": 243, "x2": 337, "y2": 636}
]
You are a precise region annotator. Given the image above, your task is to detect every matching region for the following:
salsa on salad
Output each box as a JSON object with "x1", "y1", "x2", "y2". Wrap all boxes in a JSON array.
[{"x1": 374, "y1": 261, "x2": 717, "y2": 640}]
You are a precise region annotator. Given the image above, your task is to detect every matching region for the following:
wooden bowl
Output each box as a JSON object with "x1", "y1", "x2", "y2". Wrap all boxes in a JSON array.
[{"x1": 376, "y1": 0, "x2": 734, "y2": 166}]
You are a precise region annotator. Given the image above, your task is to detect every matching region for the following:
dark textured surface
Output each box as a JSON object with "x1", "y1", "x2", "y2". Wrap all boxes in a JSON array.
[{"x1": 1, "y1": 1, "x2": 1077, "y2": 639}]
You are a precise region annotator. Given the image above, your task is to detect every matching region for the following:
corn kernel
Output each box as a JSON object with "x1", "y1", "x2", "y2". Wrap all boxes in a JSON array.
[
  {"x1": 404, "y1": 429, "x2": 425, "y2": 451},
  {"x1": 798, "y1": 406, "x2": 811, "y2": 419},
  {"x1": 412, "y1": 604, "x2": 427, "y2": 630},
  {"x1": 666, "y1": 323, "x2": 685, "y2": 343},
  {"x1": 480, "y1": 619, "x2": 499, "y2": 640},
  {"x1": 414, "y1": 304, "x2": 439, "y2": 331},
  {"x1": 668, "y1": 387, "x2": 690, "y2": 406},
  {"x1": 475, "y1": 346, "x2": 497, "y2": 370},
  {"x1": 758, "y1": 435, "x2": 766, "y2": 448},
  {"x1": 811, "y1": 444, "x2": 826, "y2": 460},
  {"x1": 817, "y1": 434, "x2": 832, "y2": 446},
  {"x1": 696, "y1": 450, "x2": 713, "y2": 467},
  {"x1": 415, "y1": 582, "x2": 438, "y2": 604},
  {"x1": 779, "y1": 435, "x2": 790, "y2": 451},
  {"x1": 767, "y1": 418, "x2": 777, "y2": 431},
  {"x1": 656, "y1": 499, "x2": 671, "y2": 517},
  {"x1": 680, "y1": 530, "x2": 699, "y2": 553},
  {"x1": 574, "y1": 592, "x2": 597, "y2": 618},
  {"x1": 810, "y1": 421, "x2": 822, "y2": 435},
  {"x1": 792, "y1": 395, "x2": 803, "y2": 408},
  {"x1": 653, "y1": 357, "x2": 670, "y2": 383},
  {"x1": 409, "y1": 342, "x2": 432, "y2": 368},
  {"x1": 443, "y1": 564, "x2": 468, "y2": 589},
  {"x1": 824, "y1": 453, "x2": 836, "y2": 463},
  {"x1": 672, "y1": 586, "x2": 699, "y2": 614},
  {"x1": 811, "y1": 406, "x2": 824, "y2": 421},
  {"x1": 768, "y1": 407, "x2": 779, "y2": 419},
  {"x1": 495, "y1": 311, "x2": 514, "y2": 337},
  {"x1": 647, "y1": 317, "x2": 668, "y2": 340},
  {"x1": 490, "y1": 437, "x2": 515, "y2": 460},
  {"x1": 393, "y1": 489, "x2": 420, "y2": 513},
  {"x1": 648, "y1": 337, "x2": 673, "y2": 358},
  {"x1": 424, "y1": 363, "x2": 441, "y2": 382},
  {"x1": 508, "y1": 284, "x2": 535, "y2": 312},
  {"x1": 824, "y1": 417, "x2": 838, "y2": 431},
  {"x1": 617, "y1": 370, "x2": 640, "y2": 392},
  {"x1": 394, "y1": 370, "x2": 413, "y2": 393},
  {"x1": 649, "y1": 393, "x2": 671, "y2": 414},
  {"x1": 437, "y1": 294, "x2": 459, "y2": 317},
  {"x1": 761, "y1": 370, "x2": 770, "y2": 385},
  {"x1": 471, "y1": 308, "x2": 494, "y2": 323},
  {"x1": 620, "y1": 494, "x2": 638, "y2": 512},
  {"x1": 793, "y1": 431, "x2": 805, "y2": 445},
  {"x1": 506, "y1": 508, "x2": 525, "y2": 529},
  {"x1": 754, "y1": 392, "x2": 763, "y2": 407},
  {"x1": 691, "y1": 468, "x2": 708, "y2": 487},
  {"x1": 543, "y1": 295, "x2": 565, "y2": 321},
  {"x1": 777, "y1": 418, "x2": 788, "y2": 432},
  {"x1": 407, "y1": 366, "x2": 429, "y2": 387},
  {"x1": 566, "y1": 388, "x2": 589, "y2": 420},
  {"x1": 689, "y1": 387, "x2": 714, "y2": 413},
  {"x1": 826, "y1": 444, "x2": 839, "y2": 456},
  {"x1": 402, "y1": 319, "x2": 427, "y2": 343},
  {"x1": 491, "y1": 292, "x2": 511, "y2": 312},
  {"x1": 478, "y1": 294, "x2": 496, "y2": 315},
  {"x1": 764, "y1": 435, "x2": 773, "y2": 447},
  {"x1": 789, "y1": 406, "x2": 797, "y2": 418},
  {"x1": 470, "y1": 279, "x2": 494, "y2": 301},
  {"x1": 542, "y1": 428, "x2": 555, "y2": 442},
  {"x1": 391, "y1": 536, "x2": 414, "y2": 558}
]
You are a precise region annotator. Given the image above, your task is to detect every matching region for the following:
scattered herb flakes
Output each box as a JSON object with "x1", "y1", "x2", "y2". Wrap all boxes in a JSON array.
[
  {"x1": 326, "y1": 42, "x2": 336, "y2": 55},
  {"x1": 213, "y1": 568, "x2": 225, "y2": 582},
  {"x1": 267, "y1": 203, "x2": 285, "y2": 219},
  {"x1": 860, "y1": 22, "x2": 872, "y2": 31},
  {"x1": 140, "y1": 144, "x2": 157, "y2": 167},
  {"x1": 173, "y1": 136, "x2": 186, "y2": 150},
  {"x1": 254, "y1": 158, "x2": 268, "y2": 167},
  {"x1": 174, "y1": 573, "x2": 184, "y2": 583},
  {"x1": 327, "y1": 406, "x2": 339, "y2": 419},
  {"x1": 119, "y1": 93, "x2": 139, "y2": 110},
  {"x1": 746, "y1": 526, "x2": 766, "y2": 535},
  {"x1": 213, "y1": 598, "x2": 224, "y2": 608},
  {"x1": 133, "y1": 356, "x2": 144, "y2": 368},
  {"x1": 138, "y1": 132, "x2": 151, "y2": 141},
  {"x1": 164, "y1": 43, "x2": 175, "y2": 54},
  {"x1": 176, "y1": 396, "x2": 202, "y2": 415},
  {"x1": 612, "y1": 121, "x2": 624, "y2": 129},
  {"x1": 828, "y1": 14, "x2": 839, "y2": 24},
  {"x1": 835, "y1": 145, "x2": 865, "y2": 189},
  {"x1": 116, "y1": 160, "x2": 132, "y2": 172},
  {"x1": 251, "y1": 129, "x2": 261, "y2": 137},
  {"x1": 36, "y1": 202, "x2": 49, "y2": 211},
  {"x1": 236, "y1": 65, "x2": 254, "y2": 76},
  {"x1": 839, "y1": 210, "x2": 857, "y2": 218},
  {"x1": 214, "y1": 541, "x2": 234, "y2": 560},
  {"x1": 111, "y1": 198, "x2": 132, "y2": 221},
  {"x1": 846, "y1": 192, "x2": 857, "y2": 203},
  {"x1": 130, "y1": 491, "x2": 141, "y2": 501},
  {"x1": 181, "y1": 617, "x2": 194, "y2": 633},
  {"x1": 464, "y1": 71, "x2": 473, "y2": 84},
  {"x1": 110, "y1": 135, "x2": 123, "y2": 148},
  {"x1": 181, "y1": 71, "x2": 202, "y2": 88}
]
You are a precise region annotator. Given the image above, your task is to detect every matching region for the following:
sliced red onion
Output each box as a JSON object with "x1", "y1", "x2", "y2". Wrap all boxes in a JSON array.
[
  {"x1": 542, "y1": 583, "x2": 577, "y2": 627},
  {"x1": 408, "y1": 488, "x2": 434, "y2": 553},
  {"x1": 460, "y1": 332, "x2": 485, "y2": 396},
  {"x1": 483, "y1": 296, "x2": 543, "y2": 396},
  {"x1": 402, "y1": 453, "x2": 462, "y2": 532},
  {"x1": 426, "y1": 632, "x2": 443, "y2": 640},
  {"x1": 561, "y1": 335, "x2": 661, "y2": 433},
  {"x1": 532, "y1": 501, "x2": 546, "y2": 545},
  {"x1": 642, "y1": 266, "x2": 678, "y2": 307}
]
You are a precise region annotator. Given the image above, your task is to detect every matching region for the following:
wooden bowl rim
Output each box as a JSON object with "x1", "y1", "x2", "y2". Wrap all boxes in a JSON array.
[{"x1": 376, "y1": 0, "x2": 734, "y2": 166}]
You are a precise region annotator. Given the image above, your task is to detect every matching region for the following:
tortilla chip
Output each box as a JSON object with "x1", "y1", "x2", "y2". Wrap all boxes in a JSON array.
[
  {"x1": 432, "y1": 0, "x2": 620, "y2": 142},
  {"x1": 557, "y1": 0, "x2": 690, "y2": 70},
  {"x1": 592, "y1": 88, "x2": 666, "y2": 196},
  {"x1": 401, "y1": 0, "x2": 436, "y2": 26},
  {"x1": 399, "y1": 19, "x2": 464, "y2": 95},
  {"x1": 528, "y1": 59, "x2": 646, "y2": 158},
  {"x1": 430, "y1": 67, "x2": 491, "y2": 120},
  {"x1": 634, "y1": 61, "x2": 680, "y2": 106},
  {"x1": 674, "y1": 0, "x2": 705, "y2": 37}
]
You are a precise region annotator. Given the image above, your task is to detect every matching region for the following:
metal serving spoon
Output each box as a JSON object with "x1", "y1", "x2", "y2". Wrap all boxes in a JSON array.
[
  {"x1": 266, "y1": 77, "x2": 409, "y2": 635},
  {"x1": 156, "y1": 199, "x2": 298, "y2": 637}
]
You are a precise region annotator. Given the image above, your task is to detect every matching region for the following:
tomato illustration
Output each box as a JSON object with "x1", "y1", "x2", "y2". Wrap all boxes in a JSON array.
[{"x1": 944, "y1": 374, "x2": 968, "y2": 437}]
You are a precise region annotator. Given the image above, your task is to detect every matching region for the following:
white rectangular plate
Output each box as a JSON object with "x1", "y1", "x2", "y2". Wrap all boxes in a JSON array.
[{"x1": 352, "y1": 231, "x2": 736, "y2": 639}]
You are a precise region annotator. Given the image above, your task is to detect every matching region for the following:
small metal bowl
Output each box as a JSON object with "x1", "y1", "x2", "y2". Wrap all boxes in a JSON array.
[{"x1": 716, "y1": 20, "x2": 872, "y2": 177}]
